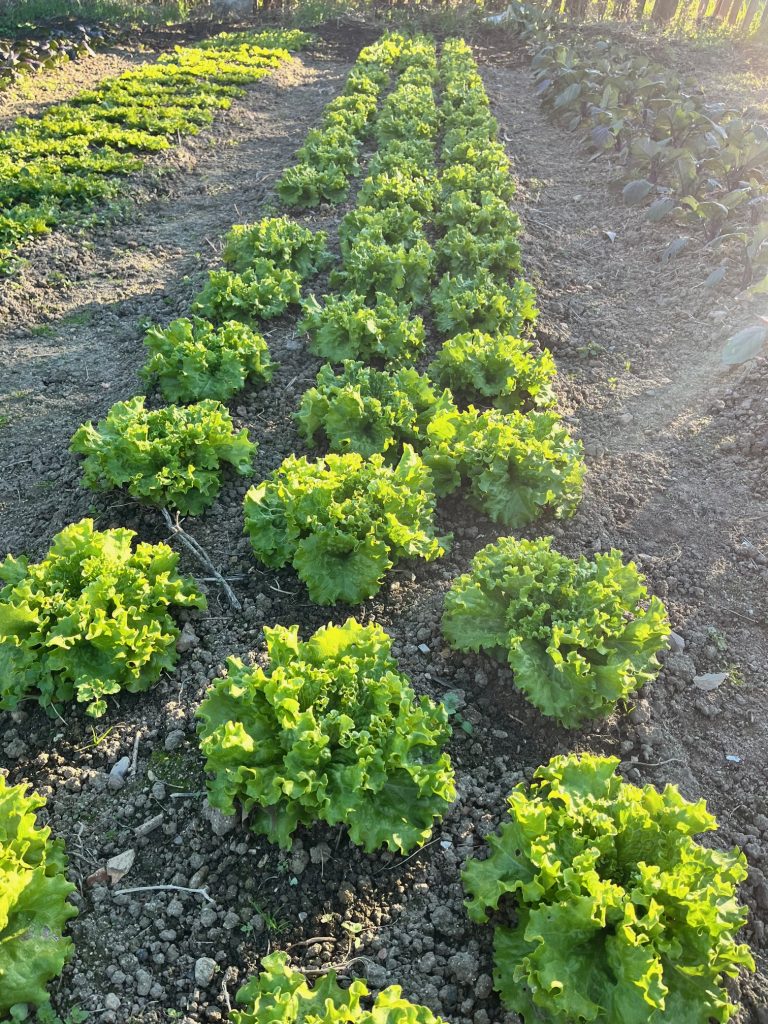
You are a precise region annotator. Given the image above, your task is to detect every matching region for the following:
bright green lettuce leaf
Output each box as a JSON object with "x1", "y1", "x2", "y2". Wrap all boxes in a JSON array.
[
  {"x1": 191, "y1": 260, "x2": 302, "y2": 325},
  {"x1": 462, "y1": 753, "x2": 755, "y2": 1024},
  {"x1": 432, "y1": 270, "x2": 538, "y2": 335},
  {"x1": 233, "y1": 952, "x2": 449, "y2": 1023},
  {"x1": 332, "y1": 234, "x2": 435, "y2": 306},
  {"x1": 428, "y1": 330, "x2": 556, "y2": 412},
  {"x1": 298, "y1": 292, "x2": 425, "y2": 365},
  {"x1": 424, "y1": 407, "x2": 584, "y2": 527},
  {"x1": 443, "y1": 536, "x2": 669, "y2": 724},
  {"x1": 141, "y1": 316, "x2": 274, "y2": 403},
  {"x1": 71, "y1": 396, "x2": 255, "y2": 515},
  {"x1": 0, "y1": 777, "x2": 78, "y2": 1014},
  {"x1": 296, "y1": 360, "x2": 455, "y2": 459},
  {"x1": 197, "y1": 619, "x2": 455, "y2": 852},
  {"x1": 222, "y1": 216, "x2": 331, "y2": 277},
  {"x1": 243, "y1": 446, "x2": 446, "y2": 605},
  {"x1": 0, "y1": 519, "x2": 205, "y2": 716}
]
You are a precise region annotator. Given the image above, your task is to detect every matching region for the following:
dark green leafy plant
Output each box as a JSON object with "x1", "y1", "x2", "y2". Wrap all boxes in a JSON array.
[
  {"x1": 191, "y1": 261, "x2": 302, "y2": 326},
  {"x1": 71, "y1": 397, "x2": 255, "y2": 515},
  {"x1": 197, "y1": 618, "x2": 455, "y2": 851},
  {"x1": 298, "y1": 292, "x2": 425, "y2": 364},
  {"x1": 297, "y1": 361, "x2": 454, "y2": 458},
  {"x1": 276, "y1": 163, "x2": 350, "y2": 207},
  {"x1": 428, "y1": 330, "x2": 555, "y2": 412},
  {"x1": 232, "y1": 953, "x2": 449, "y2": 1024},
  {"x1": 0, "y1": 519, "x2": 205, "y2": 716},
  {"x1": 462, "y1": 753, "x2": 755, "y2": 1023},
  {"x1": 243, "y1": 446, "x2": 446, "y2": 605},
  {"x1": 332, "y1": 234, "x2": 435, "y2": 305},
  {"x1": 424, "y1": 407, "x2": 584, "y2": 527},
  {"x1": 0, "y1": 776, "x2": 78, "y2": 1013},
  {"x1": 222, "y1": 216, "x2": 330, "y2": 277},
  {"x1": 141, "y1": 316, "x2": 274, "y2": 403},
  {"x1": 443, "y1": 536, "x2": 669, "y2": 724}
]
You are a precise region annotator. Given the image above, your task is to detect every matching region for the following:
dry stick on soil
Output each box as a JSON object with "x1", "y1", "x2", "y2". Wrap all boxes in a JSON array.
[
  {"x1": 302, "y1": 956, "x2": 376, "y2": 979},
  {"x1": 160, "y1": 507, "x2": 242, "y2": 612},
  {"x1": 114, "y1": 883, "x2": 215, "y2": 904}
]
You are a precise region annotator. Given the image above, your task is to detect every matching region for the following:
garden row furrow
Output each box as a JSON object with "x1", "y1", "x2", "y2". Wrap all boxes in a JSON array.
[{"x1": 0, "y1": 28, "x2": 757, "y2": 1024}]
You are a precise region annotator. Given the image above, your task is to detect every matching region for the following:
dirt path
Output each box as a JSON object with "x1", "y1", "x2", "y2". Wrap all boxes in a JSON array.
[{"x1": 0, "y1": 27, "x2": 765, "y2": 1024}]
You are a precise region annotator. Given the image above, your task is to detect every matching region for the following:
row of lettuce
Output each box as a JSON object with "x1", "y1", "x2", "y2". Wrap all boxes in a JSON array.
[
  {"x1": 0, "y1": 28, "x2": 309, "y2": 275},
  {"x1": 0, "y1": 31, "x2": 755, "y2": 1024}
]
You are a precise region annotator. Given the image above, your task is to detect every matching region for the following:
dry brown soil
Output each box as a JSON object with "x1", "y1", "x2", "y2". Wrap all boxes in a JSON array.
[{"x1": 0, "y1": 21, "x2": 766, "y2": 1024}]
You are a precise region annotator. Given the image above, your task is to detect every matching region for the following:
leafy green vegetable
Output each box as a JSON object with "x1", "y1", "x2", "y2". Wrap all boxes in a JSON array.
[
  {"x1": 141, "y1": 316, "x2": 274, "y2": 403},
  {"x1": 276, "y1": 163, "x2": 350, "y2": 208},
  {"x1": 462, "y1": 752, "x2": 755, "y2": 1023},
  {"x1": 0, "y1": 777, "x2": 78, "y2": 1013},
  {"x1": 358, "y1": 169, "x2": 439, "y2": 215},
  {"x1": 197, "y1": 618, "x2": 455, "y2": 852},
  {"x1": 0, "y1": 519, "x2": 205, "y2": 717},
  {"x1": 71, "y1": 396, "x2": 255, "y2": 515},
  {"x1": 222, "y1": 216, "x2": 330, "y2": 277},
  {"x1": 338, "y1": 204, "x2": 425, "y2": 256},
  {"x1": 428, "y1": 330, "x2": 555, "y2": 412},
  {"x1": 243, "y1": 446, "x2": 446, "y2": 604},
  {"x1": 424, "y1": 407, "x2": 583, "y2": 527},
  {"x1": 432, "y1": 271, "x2": 538, "y2": 335},
  {"x1": 435, "y1": 224, "x2": 521, "y2": 276},
  {"x1": 191, "y1": 261, "x2": 302, "y2": 326},
  {"x1": 332, "y1": 234, "x2": 435, "y2": 305},
  {"x1": 233, "y1": 953, "x2": 448, "y2": 1024},
  {"x1": 298, "y1": 292, "x2": 425, "y2": 365},
  {"x1": 297, "y1": 360, "x2": 454, "y2": 458},
  {"x1": 443, "y1": 536, "x2": 669, "y2": 724}
]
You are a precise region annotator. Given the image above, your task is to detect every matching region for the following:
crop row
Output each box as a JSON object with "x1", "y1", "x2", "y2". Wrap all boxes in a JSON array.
[
  {"x1": 0, "y1": 31, "x2": 755, "y2": 1024},
  {"x1": 497, "y1": 1, "x2": 768, "y2": 297},
  {"x1": 0, "y1": 28, "x2": 309, "y2": 276}
]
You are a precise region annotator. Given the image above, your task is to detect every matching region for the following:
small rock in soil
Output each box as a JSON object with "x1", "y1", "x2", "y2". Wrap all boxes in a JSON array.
[
  {"x1": 194, "y1": 956, "x2": 217, "y2": 986},
  {"x1": 108, "y1": 756, "x2": 131, "y2": 791},
  {"x1": 164, "y1": 729, "x2": 185, "y2": 752},
  {"x1": 177, "y1": 622, "x2": 200, "y2": 653}
]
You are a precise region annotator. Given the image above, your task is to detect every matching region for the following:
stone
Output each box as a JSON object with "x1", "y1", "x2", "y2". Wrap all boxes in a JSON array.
[
  {"x1": 104, "y1": 994, "x2": 120, "y2": 1011},
  {"x1": 106, "y1": 849, "x2": 135, "y2": 884},
  {"x1": 202, "y1": 800, "x2": 236, "y2": 836},
  {"x1": 176, "y1": 622, "x2": 200, "y2": 653},
  {"x1": 108, "y1": 756, "x2": 131, "y2": 791},
  {"x1": 668, "y1": 630, "x2": 685, "y2": 653},
  {"x1": 194, "y1": 956, "x2": 217, "y2": 986},
  {"x1": 447, "y1": 951, "x2": 479, "y2": 985},
  {"x1": 164, "y1": 729, "x2": 185, "y2": 752},
  {"x1": 136, "y1": 969, "x2": 152, "y2": 997}
]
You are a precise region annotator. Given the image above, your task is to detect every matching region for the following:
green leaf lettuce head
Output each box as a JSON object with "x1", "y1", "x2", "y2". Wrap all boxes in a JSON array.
[
  {"x1": 71, "y1": 396, "x2": 255, "y2": 516},
  {"x1": 297, "y1": 360, "x2": 455, "y2": 459},
  {"x1": 233, "y1": 952, "x2": 449, "y2": 1023},
  {"x1": 443, "y1": 536, "x2": 669, "y2": 724},
  {"x1": 0, "y1": 777, "x2": 78, "y2": 1014},
  {"x1": 141, "y1": 316, "x2": 274, "y2": 403},
  {"x1": 197, "y1": 619, "x2": 455, "y2": 852},
  {"x1": 0, "y1": 519, "x2": 205, "y2": 717},
  {"x1": 462, "y1": 752, "x2": 755, "y2": 1024},
  {"x1": 298, "y1": 292, "x2": 425, "y2": 365},
  {"x1": 222, "y1": 216, "x2": 331, "y2": 278},
  {"x1": 432, "y1": 271, "x2": 538, "y2": 335},
  {"x1": 424, "y1": 407, "x2": 584, "y2": 528},
  {"x1": 243, "y1": 446, "x2": 446, "y2": 605},
  {"x1": 191, "y1": 260, "x2": 302, "y2": 325},
  {"x1": 429, "y1": 330, "x2": 556, "y2": 412}
]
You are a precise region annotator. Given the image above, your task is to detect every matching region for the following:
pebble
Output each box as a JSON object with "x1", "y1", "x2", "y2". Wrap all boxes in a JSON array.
[
  {"x1": 668, "y1": 630, "x2": 685, "y2": 653},
  {"x1": 164, "y1": 729, "x2": 185, "y2": 752},
  {"x1": 108, "y1": 756, "x2": 131, "y2": 791},
  {"x1": 202, "y1": 800, "x2": 236, "y2": 836},
  {"x1": 447, "y1": 951, "x2": 479, "y2": 985},
  {"x1": 176, "y1": 622, "x2": 200, "y2": 653},
  {"x1": 136, "y1": 969, "x2": 152, "y2": 997},
  {"x1": 104, "y1": 994, "x2": 120, "y2": 1011},
  {"x1": 194, "y1": 956, "x2": 217, "y2": 986}
]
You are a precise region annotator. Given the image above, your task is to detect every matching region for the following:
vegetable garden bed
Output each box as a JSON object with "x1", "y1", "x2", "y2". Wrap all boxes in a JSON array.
[{"x1": 0, "y1": 17, "x2": 767, "y2": 1024}]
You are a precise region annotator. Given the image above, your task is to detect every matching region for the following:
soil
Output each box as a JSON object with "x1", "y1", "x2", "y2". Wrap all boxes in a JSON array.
[{"x1": 0, "y1": 19, "x2": 766, "y2": 1024}]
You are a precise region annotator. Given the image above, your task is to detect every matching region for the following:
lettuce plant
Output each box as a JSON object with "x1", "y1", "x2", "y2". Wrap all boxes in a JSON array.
[
  {"x1": 338, "y1": 204, "x2": 425, "y2": 256},
  {"x1": 0, "y1": 519, "x2": 205, "y2": 716},
  {"x1": 298, "y1": 292, "x2": 424, "y2": 364},
  {"x1": 424, "y1": 408, "x2": 584, "y2": 528},
  {"x1": 222, "y1": 216, "x2": 330, "y2": 277},
  {"x1": 443, "y1": 536, "x2": 669, "y2": 724},
  {"x1": 428, "y1": 330, "x2": 555, "y2": 412},
  {"x1": 435, "y1": 224, "x2": 521, "y2": 276},
  {"x1": 435, "y1": 189, "x2": 520, "y2": 237},
  {"x1": 197, "y1": 618, "x2": 455, "y2": 851},
  {"x1": 297, "y1": 361, "x2": 454, "y2": 458},
  {"x1": 141, "y1": 316, "x2": 274, "y2": 403},
  {"x1": 333, "y1": 234, "x2": 435, "y2": 305},
  {"x1": 191, "y1": 260, "x2": 302, "y2": 325},
  {"x1": 243, "y1": 446, "x2": 445, "y2": 604},
  {"x1": 0, "y1": 776, "x2": 78, "y2": 1013},
  {"x1": 71, "y1": 397, "x2": 255, "y2": 515},
  {"x1": 276, "y1": 163, "x2": 350, "y2": 207},
  {"x1": 358, "y1": 169, "x2": 439, "y2": 215},
  {"x1": 462, "y1": 753, "x2": 755, "y2": 1023},
  {"x1": 441, "y1": 161, "x2": 514, "y2": 202},
  {"x1": 233, "y1": 953, "x2": 449, "y2": 1024},
  {"x1": 432, "y1": 271, "x2": 538, "y2": 335}
]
